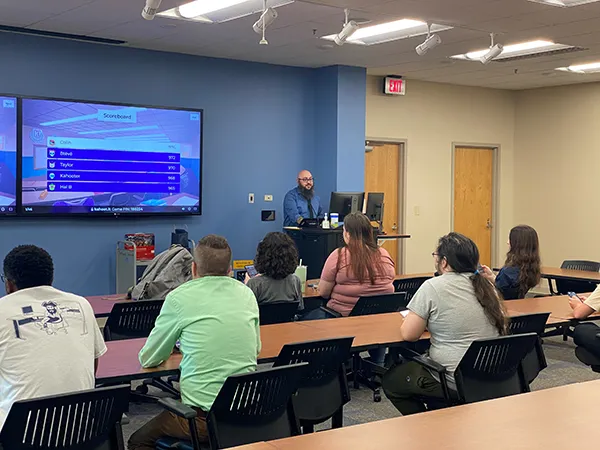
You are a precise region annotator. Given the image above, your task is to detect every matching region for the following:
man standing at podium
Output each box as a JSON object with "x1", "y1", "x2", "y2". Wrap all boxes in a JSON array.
[{"x1": 283, "y1": 170, "x2": 324, "y2": 226}]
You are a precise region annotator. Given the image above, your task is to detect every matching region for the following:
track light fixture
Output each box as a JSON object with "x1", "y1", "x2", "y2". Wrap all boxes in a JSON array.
[
  {"x1": 141, "y1": 0, "x2": 162, "y2": 20},
  {"x1": 415, "y1": 24, "x2": 441, "y2": 55},
  {"x1": 480, "y1": 33, "x2": 504, "y2": 65},
  {"x1": 253, "y1": 7, "x2": 278, "y2": 34},
  {"x1": 334, "y1": 9, "x2": 359, "y2": 46}
]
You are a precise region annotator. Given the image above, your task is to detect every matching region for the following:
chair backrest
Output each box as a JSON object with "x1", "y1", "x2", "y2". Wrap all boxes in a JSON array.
[
  {"x1": 104, "y1": 300, "x2": 164, "y2": 341},
  {"x1": 454, "y1": 333, "x2": 538, "y2": 404},
  {"x1": 207, "y1": 363, "x2": 307, "y2": 449},
  {"x1": 0, "y1": 385, "x2": 129, "y2": 450},
  {"x1": 507, "y1": 313, "x2": 550, "y2": 336},
  {"x1": 556, "y1": 260, "x2": 600, "y2": 294},
  {"x1": 393, "y1": 277, "x2": 431, "y2": 302},
  {"x1": 258, "y1": 301, "x2": 300, "y2": 325},
  {"x1": 273, "y1": 337, "x2": 353, "y2": 425},
  {"x1": 349, "y1": 292, "x2": 407, "y2": 316}
]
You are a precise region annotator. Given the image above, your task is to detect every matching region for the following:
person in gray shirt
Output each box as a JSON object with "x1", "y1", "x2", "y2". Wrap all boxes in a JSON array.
[
  {"x1": 382, "y1": 232, "x2": 506, "y2": 415},
  {"x1": 246, "y1": 232, "x2": 303, "y2": 310}
]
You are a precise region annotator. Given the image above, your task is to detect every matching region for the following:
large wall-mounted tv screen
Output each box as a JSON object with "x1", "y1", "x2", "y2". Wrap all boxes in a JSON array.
[
  {"x1": 20, "y1": 98, "x2": 202, "y2": 216},
  {"x1": 0, "y1": 96, "x2": 17, "y2": 215}
]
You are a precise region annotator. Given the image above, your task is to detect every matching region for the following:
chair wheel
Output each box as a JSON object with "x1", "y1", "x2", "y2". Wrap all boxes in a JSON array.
[
  {"x1": 135, "y1": 384, "x2": 149, "y2": 394},
  {"x1": 373, "y1": 392, "x2": 382, "y2": 402}
]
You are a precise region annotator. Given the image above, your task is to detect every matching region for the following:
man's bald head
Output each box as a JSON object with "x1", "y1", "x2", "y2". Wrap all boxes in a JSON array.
[{"x1": 297, "y1": 170, "x2": 314, "y2": 196}]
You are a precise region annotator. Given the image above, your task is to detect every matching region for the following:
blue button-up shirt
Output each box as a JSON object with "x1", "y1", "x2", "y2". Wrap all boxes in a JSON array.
[{"x1": 283, "y1": 187, "x2": 324, "y2": 226}]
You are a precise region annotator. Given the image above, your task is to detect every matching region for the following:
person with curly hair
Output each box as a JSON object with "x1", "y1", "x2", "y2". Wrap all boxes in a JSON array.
[{"x1": 246, "y1": 232, "x2": 304, "y2": 310}]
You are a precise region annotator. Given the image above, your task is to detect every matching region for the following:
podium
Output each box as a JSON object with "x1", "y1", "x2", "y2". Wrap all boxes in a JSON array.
[{"x1": 284, "y1": 227, "x2": 344, "y2": 280}]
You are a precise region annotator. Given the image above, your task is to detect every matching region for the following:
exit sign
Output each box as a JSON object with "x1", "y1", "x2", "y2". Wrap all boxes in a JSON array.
[{"x1": 383, "y1": 76, "x2": 405, "y2": 95}]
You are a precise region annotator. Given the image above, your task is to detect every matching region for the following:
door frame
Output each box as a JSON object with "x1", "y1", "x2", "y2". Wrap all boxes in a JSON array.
[
  {"x1": 364, "y1": 137, "x2": 408, "y2": 273},
  {"x1": 450, "y1": 142, "x2": 500, "y2": 267}
]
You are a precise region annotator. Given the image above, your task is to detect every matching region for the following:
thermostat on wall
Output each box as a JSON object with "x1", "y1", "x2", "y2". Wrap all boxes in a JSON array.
[{"x1": 383, "y1": 76, "x2": 405, "y2": 96}]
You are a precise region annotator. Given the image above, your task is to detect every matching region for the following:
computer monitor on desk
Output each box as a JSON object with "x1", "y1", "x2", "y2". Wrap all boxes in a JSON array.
[
  {"x1": 365, "y1": 192, "x2": 384, "y2": 222},
  {"x1": 329, "y1": 192, "x2": 365, "y2": 223}
]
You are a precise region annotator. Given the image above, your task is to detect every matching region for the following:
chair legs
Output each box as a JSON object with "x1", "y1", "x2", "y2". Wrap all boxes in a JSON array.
[
  {"x1": 351, "y1": 354, "x2": 383, "y2": 402},
  {"x1": 331, "y1": 408, "x2": 343, "y2": 429}
]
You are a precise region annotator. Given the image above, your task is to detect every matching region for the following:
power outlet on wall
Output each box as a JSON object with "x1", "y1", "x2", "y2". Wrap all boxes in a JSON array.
[
  {"x1": 264, "y1": 194, "x2": 273, "y2": 202},
  {"x1": 249, "y1": 193, "x2": 255, "y2": 204}
]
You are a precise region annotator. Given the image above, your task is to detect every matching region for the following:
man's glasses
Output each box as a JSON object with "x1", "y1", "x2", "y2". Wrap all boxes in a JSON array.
[
  {"x1": 298, "y1": 177, "x2": 314, "y2": 183},
  {"x1": 0, "y1": 274, "x2": 5, "y2": 283}
]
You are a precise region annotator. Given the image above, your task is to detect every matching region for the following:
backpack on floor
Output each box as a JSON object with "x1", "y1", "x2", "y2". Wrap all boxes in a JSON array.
[{"x1": 131, "y1": 244, "x2": 193, "y2": 300}]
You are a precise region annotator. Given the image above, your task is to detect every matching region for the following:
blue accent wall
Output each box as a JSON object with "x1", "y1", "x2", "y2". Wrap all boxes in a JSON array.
[{"x1": 0, "y1": 33, "x2": 366, "y2": 296}]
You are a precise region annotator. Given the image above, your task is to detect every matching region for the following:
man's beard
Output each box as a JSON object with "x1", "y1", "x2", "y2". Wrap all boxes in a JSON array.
[{"x1": 299, "y1": 185, "x2": 314, "y2": 199}]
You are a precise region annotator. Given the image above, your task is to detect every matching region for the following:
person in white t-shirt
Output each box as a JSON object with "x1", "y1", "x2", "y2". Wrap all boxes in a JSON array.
[{"x1": 0, "y1": 245, "x2": 107, "y2": 430}]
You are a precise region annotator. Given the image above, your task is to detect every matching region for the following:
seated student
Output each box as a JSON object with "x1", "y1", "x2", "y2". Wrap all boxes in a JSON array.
[
  {"x1": 246, "y1": 232, "x2": 303, "y2": 310},
  {"x1": 568, "y1": 285, "x2": 600, "y2": 320},
  {"x1": 318, "y1": 212, "x2": 396, "y2": 315},
  {"x1": 128, "y1": 235, "x2": 261, "y2": 450},
  {"x1": 481, "y1": 225, "x2": 541, "y2": 300},
  {"x1": 0, "y1": 245, "x2": 106, "y2": 430},
  {"x1": 382, "y1": 233, "x2": 506, "y2": 415},
  {"x1": 315, "y1": 212, "x2": 395, "y2": 363}
]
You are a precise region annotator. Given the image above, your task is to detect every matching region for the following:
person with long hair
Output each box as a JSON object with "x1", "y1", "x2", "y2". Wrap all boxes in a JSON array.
[
  {"x1": 318, "y1": 212, "x2": 395, "y2": 316},
  {"x1": 382, "y1": 232, "x2": 506, "y2": 415},
  {"x1": 246, "y1": 232, "x2": 303, "y2": 310},
  {"x1": 481, "y1": 225, "x2": 541, "y2": 300}
]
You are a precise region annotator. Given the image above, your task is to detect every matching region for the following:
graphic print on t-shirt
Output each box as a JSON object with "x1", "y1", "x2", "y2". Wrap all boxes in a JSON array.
[{"x1": 8, "y1": 300, "x2": 88, "y2": 339}]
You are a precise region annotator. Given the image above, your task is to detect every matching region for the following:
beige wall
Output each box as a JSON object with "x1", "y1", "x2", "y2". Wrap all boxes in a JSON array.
[
  {"x1": 515, "y1": 84, "x2": 600, "y2": 267},
  {"x1": 366, "y1": 77, "x2": 516, "y2": 273}
]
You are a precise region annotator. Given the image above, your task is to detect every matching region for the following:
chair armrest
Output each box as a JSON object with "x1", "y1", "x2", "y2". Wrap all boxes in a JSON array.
[
  {"x1": 411, "y1": 354, "x2": 446, "y2": 375},
  {"x1": 320, "y1": 306, "x2": 342, "y2": 318},
  {"x1": 158, "y1": 398, "x2": 197, "y2": 420},
  {"x1": 595, "y1": 333, "x2": 600, "y2": 340}
]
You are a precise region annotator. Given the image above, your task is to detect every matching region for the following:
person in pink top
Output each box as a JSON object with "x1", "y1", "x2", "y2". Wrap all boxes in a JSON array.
[{"x1": 318, "y1": 212, "x2": 396, "y2": 316}]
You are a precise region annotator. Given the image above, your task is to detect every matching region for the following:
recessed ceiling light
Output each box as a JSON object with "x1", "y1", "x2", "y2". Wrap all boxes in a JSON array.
[
  {"x1": 527, "y1": 0, "x2": 600, "y2": 7},
  {"x1": 556, "y1": 61, "x2": 600, "y2": 73},
  {"x1": 451, "y1": 40, "x2": 575, "y2": 62},
  {"x1": 157, "y1": 0, "x2": 293, "y2": 23},
  {"x1": 321, "y1": 19, "x2": 453, "y2": 46}
]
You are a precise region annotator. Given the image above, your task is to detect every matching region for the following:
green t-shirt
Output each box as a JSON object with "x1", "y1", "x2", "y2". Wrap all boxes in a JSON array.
[{"x1": 139, "y1": 276, "x2": 261, "y2": 410}]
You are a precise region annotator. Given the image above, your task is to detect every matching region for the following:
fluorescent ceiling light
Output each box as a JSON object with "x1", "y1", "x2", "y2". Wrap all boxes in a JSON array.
[
  {"x1": 556, "y1": 61, "x2": 600, "y2": 73},
  {"x1": 157, "y1": 0, "x2": 293, "y2": 23},
  {"x1": 178, "y1": 0, "x2": 247, "y2": 18},
  {"x1": 321, "y1": 19, "x2": 453, "y2": 46},
  {"x1": 451, "y1": 40, "x2": 575, "y2": 61},
  {"x1": 527, "y1": 0, "x2": 600, "y2": 7}
]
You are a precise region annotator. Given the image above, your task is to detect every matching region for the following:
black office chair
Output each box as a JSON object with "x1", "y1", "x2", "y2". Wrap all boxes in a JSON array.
[
  {"x1": 103, "y1": 300, "x2": 164, "y2": 341},
  {"x1": 397, "y1": 333, "x2": 539, "y2": 410},
  {"x1": 549, "y1": 260, "x2": 600, "y2": 295},
  {"x1": 393, "y1": 276, "x2": 431, "y2": 302},
  {"x1": 507, "y1": 313, "x2": 549, "y2": 384},
  {"x1": 0, "y1": 385, "x2": 129, "y2": 450},
  {"x1": 321, "y1": 292, "x2": 407, "y2": 402},
  {"x1": 273, "y1": 337, "x2": 353, "y2": 433},
  {"x1": 321, "y1": 292, "x2": 408, "y2": 318},
  {"x1": 155, "y1": 363, "x2": 307, "y2": 450},
  {"x1": 259, "y1": 301, "x2": 300, "y2": 325},
  {"x1": 574, "y1": 322, "x2": 600, "y2": 373},
  {"x1": 103, "y1": 300, "x2": 179, "y2": 400}
]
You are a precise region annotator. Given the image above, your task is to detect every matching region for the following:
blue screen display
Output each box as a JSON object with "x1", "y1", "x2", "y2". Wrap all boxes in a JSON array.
[
  {"x1": 21, "y1": 98, "x2": 202, "y2": 215},
  {"x1": 0, "y1": 96, "x2": 17, "y2": 215}
]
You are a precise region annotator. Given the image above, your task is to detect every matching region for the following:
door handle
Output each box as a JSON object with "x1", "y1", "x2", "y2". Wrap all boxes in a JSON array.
[
  {"x1": 392, "y1": 223, "x2": 398, "y2": 231},
  {"x1": 486, "y1": 219, "x2": 492, "y2": 229}
]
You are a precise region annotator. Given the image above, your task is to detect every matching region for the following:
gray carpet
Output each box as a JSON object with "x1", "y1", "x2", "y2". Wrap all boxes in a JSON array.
[{"x1": 122, "y1": 336, "x2": 600, "y2": 446}]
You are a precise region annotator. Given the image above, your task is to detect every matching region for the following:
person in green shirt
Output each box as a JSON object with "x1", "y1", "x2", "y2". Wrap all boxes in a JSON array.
[{"x1": 128, "y1": 235, "x2": 261, "y2": 450}]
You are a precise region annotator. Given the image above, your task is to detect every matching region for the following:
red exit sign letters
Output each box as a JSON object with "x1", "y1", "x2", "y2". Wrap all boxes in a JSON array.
[{"x1": 383, "y1": 76, "x2": 405, "y2": 96}]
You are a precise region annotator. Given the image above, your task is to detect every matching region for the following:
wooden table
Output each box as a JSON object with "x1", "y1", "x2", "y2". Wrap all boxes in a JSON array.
[
  {"x1": 506, "y1": 293, "x2": 600, "y2": 322},
  {"x1": 541, "y1": 266, "x2": 600, "y2": 283},
  {"x1": 256, "y1": 380, "x2": 600, "y2": 450},
  {"x1": 87, "y1": 294, "x2": 128, "y2": 317},
  {"x1": 96, "y1": 312, "x2": 411, "y2": 383}
]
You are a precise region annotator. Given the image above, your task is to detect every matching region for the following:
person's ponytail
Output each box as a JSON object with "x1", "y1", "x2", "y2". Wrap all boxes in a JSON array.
[{"x1": 472, "y1": 272, "x2": 507, "y2": 335}]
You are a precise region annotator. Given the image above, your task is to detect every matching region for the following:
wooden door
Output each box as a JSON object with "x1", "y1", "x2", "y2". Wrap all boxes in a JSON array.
[
  {"x1": 365, "y1": 143, "x2": 401, "y2": 273},
  {"x1": 453, "y1": 147, "x2": 494, "y2": 266}
]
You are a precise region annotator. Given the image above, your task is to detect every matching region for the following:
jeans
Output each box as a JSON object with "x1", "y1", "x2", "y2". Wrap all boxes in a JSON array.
[{"x1": 128, "y1": 408, "x2": 208, "y2": 450}]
